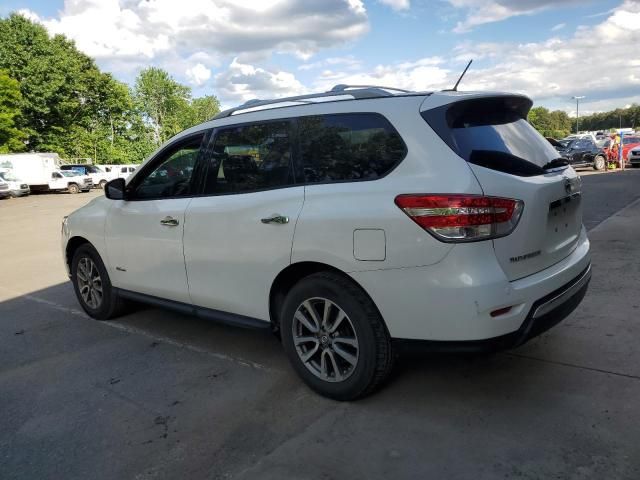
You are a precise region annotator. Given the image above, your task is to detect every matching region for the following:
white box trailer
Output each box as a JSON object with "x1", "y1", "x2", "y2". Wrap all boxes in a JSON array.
[{"x1": 0, "y1": 153, "x2": 93, "y2": 193}]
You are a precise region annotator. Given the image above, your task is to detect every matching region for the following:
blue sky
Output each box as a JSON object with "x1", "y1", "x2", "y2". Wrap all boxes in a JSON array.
[{"x1": 4, "y1": 0, "x2": 638, "y2": 114}]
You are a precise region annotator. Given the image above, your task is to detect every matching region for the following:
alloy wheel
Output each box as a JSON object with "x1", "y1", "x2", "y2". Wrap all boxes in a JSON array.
[
  {"x1": 76, "y1": 256, "x2": 103, "y2": 309},
  {"x1": 292, "y1": 297, "x2": 359, "y2": 383}
]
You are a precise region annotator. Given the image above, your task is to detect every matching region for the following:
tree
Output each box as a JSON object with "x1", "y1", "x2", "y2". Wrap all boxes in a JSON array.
[
  {"x1": 134, "y1": 67, "x2": 191, "y2": 146},
  {"x1": 185, "y1": 95, "x2": 221, "y2": 127},
  {"x1": 0, "y1": 14, "x2": 219, "y2": 163},
  {"x1": 528, "y1": 106, "x2": 572, "y2": 139},
  {"x1": 0, "y1": 70, "x2": 26, "y2": 152}
]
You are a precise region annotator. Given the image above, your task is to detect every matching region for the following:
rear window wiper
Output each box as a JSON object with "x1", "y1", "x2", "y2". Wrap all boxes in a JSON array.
[{"x1": 542, "y1": 158, "x2": 569, "y2": 171}]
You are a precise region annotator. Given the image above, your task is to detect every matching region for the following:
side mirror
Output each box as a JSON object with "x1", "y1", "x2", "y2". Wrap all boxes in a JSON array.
[{"x1": 105, "y1": 178, "x2": 126, "y2": 200}]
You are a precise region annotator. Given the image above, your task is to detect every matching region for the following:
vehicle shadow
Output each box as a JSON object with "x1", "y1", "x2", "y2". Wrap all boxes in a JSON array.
[{"x1": 0, "y1": 279, "x2": 560, "y2": 401}]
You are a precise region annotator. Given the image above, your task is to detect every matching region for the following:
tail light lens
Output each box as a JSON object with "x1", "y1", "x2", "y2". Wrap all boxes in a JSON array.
[{"x1": 394, "y1": 194, "x2": 524, "y2": 242}]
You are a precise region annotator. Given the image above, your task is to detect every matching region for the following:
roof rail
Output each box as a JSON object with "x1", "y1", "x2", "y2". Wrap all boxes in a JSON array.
[
  {"x1": 329, "y1": 84, "x2": 412, "y2": 94},
  {"x1": 212, "y1": 85, "x2": 416, "y2": 120}
]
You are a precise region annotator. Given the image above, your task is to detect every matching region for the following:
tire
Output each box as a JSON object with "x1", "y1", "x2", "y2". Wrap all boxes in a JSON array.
[
  {"x1": 593, "y1": 156, "x2": 606, "y2": 171},
  {"x1": 99, "y1": 180, "x2": 107, "y2": 189},
  {"x1": 280, "y1": 272, "x2": 394, "y2": 401},
  {"x1": 71, "y1": 243, "x2": 127, "y2": 320},
  {"x1": 68, "y1": 183, "x2": 80, "y2": 194}
]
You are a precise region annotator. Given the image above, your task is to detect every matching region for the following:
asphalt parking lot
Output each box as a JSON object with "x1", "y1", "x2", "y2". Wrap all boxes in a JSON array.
[{"x1": 1, "y1": 170, "x2": 640, "y2": 480}]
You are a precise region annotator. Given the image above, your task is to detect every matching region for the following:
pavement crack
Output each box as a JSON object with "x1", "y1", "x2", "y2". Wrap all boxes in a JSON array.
[{"x1": 504, "y1": 352, "x2": 640, "y2": 381}]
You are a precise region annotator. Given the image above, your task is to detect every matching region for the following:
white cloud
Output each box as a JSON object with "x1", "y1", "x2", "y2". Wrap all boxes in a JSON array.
[
  {"x1": 23, "y1": 0, "x2": 369, "y2": 62},
  {"x1": 286, "y1": 2, "x2": 639, "y2": 110},
  {"x1": 448, "y1": 0, "x2": 583, "y2": 32},
  {"x1": 378, "y1": 0, "x2": 411, "y2": 11},
  {"x1": 214, "y1": 58, "x2": 307, "y2": 105},
  {"x1": 185, "y1": 63, "x2": 211, "y2": 86},
  {"x1": 551, "y1": 22, "x2": 566, "y2": 31},
  {"x1": 298, "y1": 55, "x2": 363, "y2": 71}
]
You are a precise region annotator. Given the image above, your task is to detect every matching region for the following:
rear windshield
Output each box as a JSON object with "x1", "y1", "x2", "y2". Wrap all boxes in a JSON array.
[{"x1": 422, "y1": 96, "x2": 562, "y2": 176}]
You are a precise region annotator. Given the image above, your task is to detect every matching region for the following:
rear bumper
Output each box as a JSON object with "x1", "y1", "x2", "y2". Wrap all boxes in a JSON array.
[
  {"x1": 396, "y1": 264, "x2": 590, "y2": 353},
  {"x1": 351, "y1": 226, "x2": 591, "y2": 342}
]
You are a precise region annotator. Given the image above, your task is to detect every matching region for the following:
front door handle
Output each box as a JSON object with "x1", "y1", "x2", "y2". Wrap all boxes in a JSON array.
[
  {"x1": 160, "y1": 216, "x2": 179, "y2": 227},
  {"x1": 261, "y1": 214, "x2": 289, "y2": 225}
]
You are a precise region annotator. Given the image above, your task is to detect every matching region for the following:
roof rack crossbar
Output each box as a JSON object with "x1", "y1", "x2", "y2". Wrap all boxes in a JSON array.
[{"x1": 212, "y1": 86, "x2": 412, "y2": 120}]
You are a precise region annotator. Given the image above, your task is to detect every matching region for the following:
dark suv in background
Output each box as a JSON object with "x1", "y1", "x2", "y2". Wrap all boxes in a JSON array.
[{"x1": 556, "y1": 138, "x2": 607, "y2": 170}]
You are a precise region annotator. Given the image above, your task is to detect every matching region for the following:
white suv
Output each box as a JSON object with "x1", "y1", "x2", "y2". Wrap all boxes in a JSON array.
[{"x1": 62, "y1": 86, "x2": 591, "y2": 400}]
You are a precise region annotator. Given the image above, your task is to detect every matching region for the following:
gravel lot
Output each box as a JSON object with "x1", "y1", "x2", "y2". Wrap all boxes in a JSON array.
[{"x1": 1, "y1": 170, "x2": 640, "y2": 480}]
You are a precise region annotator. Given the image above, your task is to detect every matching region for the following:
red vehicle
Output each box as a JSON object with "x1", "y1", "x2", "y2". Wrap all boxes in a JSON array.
[
  {"x1": 621, "y1": 136, "x2": 640, "y2": 166},
  {"x1": 603, "y1": 135, "x2": 640, "y2": 167}
]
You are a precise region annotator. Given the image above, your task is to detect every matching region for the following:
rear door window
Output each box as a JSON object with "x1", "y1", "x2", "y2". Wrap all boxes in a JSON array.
[
  {"x1": 422, "y1": 96, "x2": 561, "y2": 176},
  {"x1": 203, "y1": 121, "x2": 295, "y2": 195},
  {"x1": 298, "y1": 113, "x2": 406, "y2": 184}
]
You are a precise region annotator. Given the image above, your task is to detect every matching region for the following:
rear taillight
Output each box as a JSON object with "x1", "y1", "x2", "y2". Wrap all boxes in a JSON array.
[{"x1": 394, "y1": 194, "x2": 524, "y2": 242}]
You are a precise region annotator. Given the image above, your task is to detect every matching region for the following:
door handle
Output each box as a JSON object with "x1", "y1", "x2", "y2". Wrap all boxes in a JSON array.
[
  {"x1": 160, "y1": 216, "x2": 179, "y2": 227},
  {"x1": 261, "y1": 214, "x2": 289, "y2": 225}
]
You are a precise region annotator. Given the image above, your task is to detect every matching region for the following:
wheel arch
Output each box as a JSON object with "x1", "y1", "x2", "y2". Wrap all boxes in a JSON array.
[
  {"x1": 269, "y1": 261, "x2": 386, "y2": 335},
  {"x1": 65, "y1": 236, "x2": 94, "y2": 272}
]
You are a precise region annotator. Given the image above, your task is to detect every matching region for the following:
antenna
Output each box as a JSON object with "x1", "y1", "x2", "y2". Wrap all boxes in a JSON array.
[{"x1": 448, "y1": 59, "x2": 473, "y2": 92}]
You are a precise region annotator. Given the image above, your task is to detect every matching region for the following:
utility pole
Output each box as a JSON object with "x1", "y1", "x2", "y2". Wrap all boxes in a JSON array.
[{"x1": 572, "y1": 96, "x2": 585, "y2": 134}]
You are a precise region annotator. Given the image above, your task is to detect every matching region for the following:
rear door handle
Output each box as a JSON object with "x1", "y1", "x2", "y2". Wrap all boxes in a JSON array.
[
  {"x1": 261, "y1": 214, "x2": 289, "y2": 225},
  {"x1": 160, "y1": 216, "x2": 179, "y2": 227}
]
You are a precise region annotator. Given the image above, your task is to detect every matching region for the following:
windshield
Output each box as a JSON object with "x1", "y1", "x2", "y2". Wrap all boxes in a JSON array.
[
  {"x1": 622, "y1": 137, "x2": 640, "y2": 145},
  {"x1": 0, "y1": 172, "x2": 18, "y2": 181},
  {"x1": 422, "y1": 96, "x2": 562, "y2": 176}
]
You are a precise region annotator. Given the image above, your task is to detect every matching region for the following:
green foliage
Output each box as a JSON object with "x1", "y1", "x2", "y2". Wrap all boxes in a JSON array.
[
  {"x1": 134, "y1": 67, "x2": 192, "y2": 146},
  {"x1": 0, "y1": 70, "x2": 27, "y2": 152},
  {"x1": 578, "y1": 105, "x2": 640, "y2": 131},
  {"x1": 528, "y1": 106, "x2": 572, "y2": 139},
  {"x1": 0, "y1": 13, "x2": 220, "y2": 164}
]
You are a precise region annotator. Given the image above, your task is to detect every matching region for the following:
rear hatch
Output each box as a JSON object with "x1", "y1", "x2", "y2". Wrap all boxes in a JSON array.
[{"x1": 422, "y1": 95, "x2": 583, "y2": 281}]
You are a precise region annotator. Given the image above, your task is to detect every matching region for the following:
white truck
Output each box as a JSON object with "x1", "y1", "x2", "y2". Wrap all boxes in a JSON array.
[
  {"x1": 59, "y1": 164, "x2": 115, "y2": 189},
  {"x1": 0, "y1": 153, "x2": 93, "y2": 193},
  {"x1": 113, "y1": 164, "x2": 140, "y2": 180}
]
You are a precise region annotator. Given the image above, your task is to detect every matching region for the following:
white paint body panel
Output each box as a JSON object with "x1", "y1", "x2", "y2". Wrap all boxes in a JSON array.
[
  {"x1": 184, "y1": 187, "x2": 304, "y2": 320},
  {"x1": 104, "y1": 199, "x2": 192, "y2": 304}
]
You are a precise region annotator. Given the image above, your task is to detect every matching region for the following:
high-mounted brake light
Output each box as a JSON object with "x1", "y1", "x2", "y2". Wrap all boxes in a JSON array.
[{"x1": 394, "y1": 194, "x2": 524, "y2": 242}]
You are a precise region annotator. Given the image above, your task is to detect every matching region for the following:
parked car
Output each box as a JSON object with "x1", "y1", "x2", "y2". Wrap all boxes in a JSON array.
[
  {"x1": 0, "y1": 153, "x2": 92, "y2": 193},
  {"x1": 59, "y1": 171, "x2": 93, "y2": 193},
  {"x1": 0, "y1": 169, "x2": 30, "y2": 197},
  {"x1": 0, "y1": 179, "x2": 10, "y2": 199},
  {"x1": 60, "y1": 164, "x2": 114, "y2": 189},
  {"x1": 114, "y1": 164, "x2": 139, "y2": 179},
  {"x1": 554, "y1": 137, "x2": 607, "y2": 170},
  {"x1": 621, "y1": 136, "x2": 640, "y2": 166},
  {"x1": 62, "y1": 86, "x2": 591, "y2": 400},
  {"x1": 628, "y1": 146, "x2": 640, "y2": 167}
]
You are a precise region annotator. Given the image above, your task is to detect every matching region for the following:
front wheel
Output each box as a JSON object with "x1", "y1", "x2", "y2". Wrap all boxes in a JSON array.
[
  {"x1": 593, "y1": 156, "x2": 606, "y2": 171},
  {"x1": 71, "y1": 244, "x2": 127, "y2": 320},
  {"x1": 68, "y1": 183, "x2": 80, "y2": 194},
  {"x1": 280, "y1": 272, "x2": 394, "y2": 401}
]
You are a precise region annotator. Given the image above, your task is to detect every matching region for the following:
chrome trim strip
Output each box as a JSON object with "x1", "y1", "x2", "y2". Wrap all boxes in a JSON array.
[{"x1": 532, "y1": 264, "x2": 592, "y2": 319}]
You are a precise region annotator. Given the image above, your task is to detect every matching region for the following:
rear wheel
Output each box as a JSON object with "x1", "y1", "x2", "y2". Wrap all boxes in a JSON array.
[
  {"x1": 68, "y1": 183, "x2": 80, "y2": 194},
  {"x1": 593, "y1": 155, "x2": 606, "y2": 171},
  {"x1": 71, "y1": 244, "x2": 127, "y2": 320},
  {"x1": 99, "y1": 180, "x2": 107, "y2": 189},
  {"x1": 280, "y1": 272, "x2": 394, "y2": 401}
]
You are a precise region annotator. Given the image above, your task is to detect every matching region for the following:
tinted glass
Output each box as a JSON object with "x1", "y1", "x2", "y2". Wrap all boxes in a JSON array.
[
  {"x1": 299, "y1": 113, "x2": 405, "y2": 183},
  {"x1": 422, "y1": 96, "x2": 561, "y2": 176},
  {"x1": 203, "y1": 121, "x2": 294, "y2": 194},
  {"x1": 134, "y1": 136, "x2": 202, "y2": 199},
  {"x1": 623, "y1": 137, "x2": 640, "y2": 145}
]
